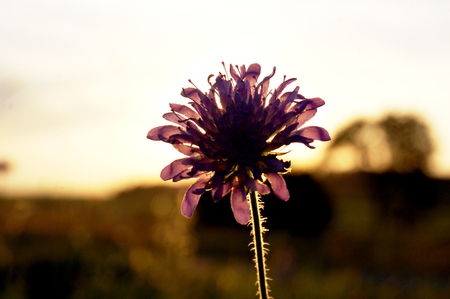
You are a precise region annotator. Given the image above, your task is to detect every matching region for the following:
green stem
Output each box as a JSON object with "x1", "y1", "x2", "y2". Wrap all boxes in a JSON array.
[{"x1": 249, "y1": 191, "x2": 270, "y2": 299}]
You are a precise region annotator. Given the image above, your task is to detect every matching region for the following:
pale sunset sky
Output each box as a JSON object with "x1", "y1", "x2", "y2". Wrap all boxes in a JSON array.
[{"x1": 1, "y1": 0, "x2": 450, "y2": 198}]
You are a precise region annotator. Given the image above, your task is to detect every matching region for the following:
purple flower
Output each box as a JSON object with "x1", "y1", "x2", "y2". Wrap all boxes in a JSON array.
[{"x1": 148, "y1": 63, "x2": 330, "y2": 225}]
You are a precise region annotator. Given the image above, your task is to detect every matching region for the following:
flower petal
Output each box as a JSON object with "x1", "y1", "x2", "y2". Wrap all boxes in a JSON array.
[
  {"x1": 243, "y1": 63, "x2": 261, "y2": 86},
  {"x1": 230, "y1": 186, "x2": 251, "y2": 225},
  {"x1": 172, "y1": 142, "x2": 200, "y2": 156},
  {"x1": 266, "y1": 172, "x2": 290, "y2": 201},
  {"x1": 160, "y1": 158, "x2": 193, "y2": 181},
  {"x1": 245, "y1": 177, "x2": 271, "y2": 195},
  {"x1": 306, "y1": 97, "x2": 325, "y2": 109},
  {"x1": 279, "y1": 86, "x2": 299, "y2": 111},
  {"x1": 295, "y1": 109, "x2": 317, "y2": 128},
  {"x1": 257, "y1": 156, "x2": 291, "y2": 172},
  {"x1": 269, "y1": 77, "x2": 296, "y2": 105},
  {"x1": 172, "y1": 169, "x2": 193, "y2": 182},
  {"x1": 215, "y1": 76, "x2": 233, "y2": 108},
  {"x1": 147, "y1": 125, "x2": 181, "y2": 141},
  {"x1": 256, "y1": 66, "x2": 276, "y2": 97},
  {"x1": 297, "y1": 126, "x2": 331, "y2": 141},
  {"x1": 211, "y1": 174, "x2": 233, "y2": 201},
  {"x1": 162, "y1": 112, "x2": 184, "y2": 126},
  {"x1": 167, "y1": 133, "x2": 198, "y2": 144},
  {"x1": 181, "y1": 87, "x2": 202, "y2": 104},
  {"x1": 170, "y1": 103, "x2": 199, "y2": 120},
  {"x1": 229, "y1": 64, "x2": 240, "y2": 83},
  {"x1": 181, "y1": 176, "x2": 210, "y2": 218}
]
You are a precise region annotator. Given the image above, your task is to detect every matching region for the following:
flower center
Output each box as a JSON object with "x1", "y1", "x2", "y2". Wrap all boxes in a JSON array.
[{"x1": 213, "y1": 105, "x2": 269, "y2": 166}]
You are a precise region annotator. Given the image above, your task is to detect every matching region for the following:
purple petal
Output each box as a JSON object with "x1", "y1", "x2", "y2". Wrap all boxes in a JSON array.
[
  {"x1": 167, "y1": 133, "x2": 198, "y2": 144},
  {"x1": 295, "y1": 109, "x2": 317, "y2": 128},
  {"x1": 285, "y1": 136, "x2": 315, "y2": 148},
  {"x1": 258, "y1": 157, "x2": 290, "y2": 172},
  {"x1": 147, "y1": 125, "x2": 181, "y2": 141},
  {"x1": 307, "y1": 97, "x2": 325, "y2": 109},
  {"x1": 170, "y1": 103, "x2": 199, "y2": 120},
  {"x1": 239, "y1": 64, "x2": 246, "y2": 78},
  {"x1": 297, "y1": 98, "x2": 325, "y2": 111},
  {"x1": 279, "y1": 86, "x2": 299, "y2": 111},
  {"x1": 215, "y1": 76, "x2": 233, "y2": 108},
  {"x1": 162, "y1": 112, "x2": 183, "y2": 125},
  {"x1": 230, "y1": 186, "x2": 250, "y2": 225},
  {"x1": 266, "y1": 173, "x2": 290, "y2": 201},
  {"x1": 160, "y1": 158, "x2": 193, "y2": 181},
  {"x1": 274, "y1": 122, "x2": 298, "y2": 139},
  {"x1": 256, "y1": 66, "x2": 276, "y2": 97},
  {"x1": 172, "y1": 142, "x2": 200, "y2": 156},
  {"x1": 297, "y1": 126, "x2": 331, "y2": 141},
  {"x1": 271, "y1": 111, "x2": 296, "y2": 130},
  {"x1": 269, "y1": 78, "x2": 296, "y2": 105},
  {"x1": 211, "y1": 174, "x2": 233, "y2": 201},
  {"x1": 181, "y1": 176, "x2": 210, "y2": 218},
  {"x1": 244, "y1": 63, "x2": 261, "y2": 86},
  {"x1": 172, "y1": 169, "x2": 193, "y2": 182},
  {"x1": 189, "y1": 101, "x2": 218, "y2": 133},
  {"x1": 181, "y1": 87, "x2": 202, "y2": 104},
  {"x1": 197, "y1": 91, "x2": 216, "y2": 111},
  {"x1": 245, "y1": 177, "x2": 270, "y2": 195},
  {"x1": 229, "y1": 64, "x2": 240, "y2": 83},
  {"x1": 173, "y1": 169, "x2": 205, "y2": 182}
]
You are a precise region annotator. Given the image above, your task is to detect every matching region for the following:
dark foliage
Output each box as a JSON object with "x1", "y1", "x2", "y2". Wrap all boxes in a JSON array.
[
  {"x1": 371, "y1": 171, "x2": 438, "y2": 223},
  {"x1": 195, "y1": 174, "x2": 333, "y2": 238},
  {"x1": 25, "y1": 259, "x2": 81, "y2": 299}
]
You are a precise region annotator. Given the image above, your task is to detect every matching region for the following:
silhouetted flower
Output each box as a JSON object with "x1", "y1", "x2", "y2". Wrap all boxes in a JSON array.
[{"x1": 148, "y1": 63, "x2": 330, "y2": 224}]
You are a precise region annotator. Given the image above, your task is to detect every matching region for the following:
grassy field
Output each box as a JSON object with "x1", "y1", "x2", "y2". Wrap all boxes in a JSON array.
[{"x1": 1, "y1": 173, "x2": 449, "y2": 298}]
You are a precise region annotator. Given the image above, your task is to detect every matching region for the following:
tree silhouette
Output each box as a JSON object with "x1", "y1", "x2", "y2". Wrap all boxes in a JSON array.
[
  {"x1": 322, "y1": 113, "x2": 437, "y2": 223},
  {"x1": 378, "y1": 115, "x2": 433, "y2": 173},
  {"x1": 323, "y1": 114, "x2": 433, "y2": 174},
  {"x1": 0, "y1": 161, "x2": 9, "y2": 174}
]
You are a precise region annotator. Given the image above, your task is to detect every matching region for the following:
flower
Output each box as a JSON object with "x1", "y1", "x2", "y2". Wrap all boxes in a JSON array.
[{"x1": 148, "y1": 63, "x2": 330, "y2": 225}]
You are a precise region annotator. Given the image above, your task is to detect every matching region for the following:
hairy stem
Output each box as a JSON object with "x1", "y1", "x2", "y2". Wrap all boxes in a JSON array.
[{"x1": 249, "y1": 191, "x2": 270, "y2": 299}]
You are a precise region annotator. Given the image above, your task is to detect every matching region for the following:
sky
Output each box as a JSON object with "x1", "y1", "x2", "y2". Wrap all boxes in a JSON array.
[{"x1": 1, "y1": 0, "x2": 450, "y2": 198}]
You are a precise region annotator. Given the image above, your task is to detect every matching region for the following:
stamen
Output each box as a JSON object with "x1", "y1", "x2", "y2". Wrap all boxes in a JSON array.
[{"x1": 221, "y1": 61, "x2": 229, "y2": 79}]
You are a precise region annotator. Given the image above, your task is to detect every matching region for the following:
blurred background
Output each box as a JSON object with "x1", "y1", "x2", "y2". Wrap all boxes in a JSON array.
[{"x1": 1, "y1": 0, "x2": 450, "y2": 298}]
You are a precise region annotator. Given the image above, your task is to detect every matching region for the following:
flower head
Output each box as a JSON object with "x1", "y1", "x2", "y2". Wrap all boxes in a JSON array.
[{"x1": 148, "y1": 63, "x2": 330, "y2": 225}]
